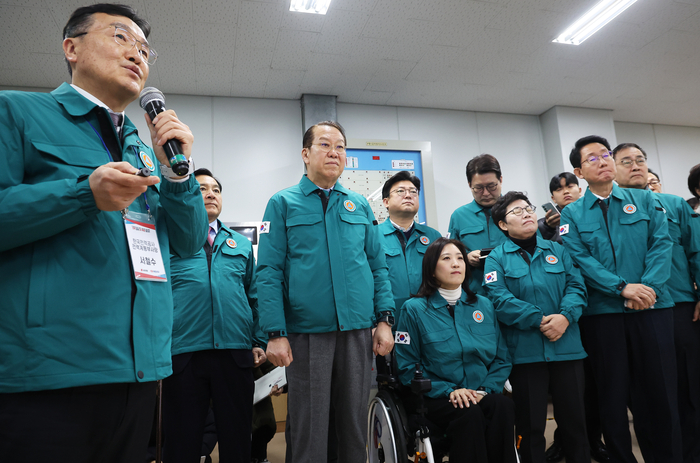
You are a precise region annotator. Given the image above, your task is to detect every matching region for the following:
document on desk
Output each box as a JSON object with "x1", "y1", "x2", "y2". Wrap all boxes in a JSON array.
[{"x1": 254, "y1": 366, "x2": 286, "y2": 404}]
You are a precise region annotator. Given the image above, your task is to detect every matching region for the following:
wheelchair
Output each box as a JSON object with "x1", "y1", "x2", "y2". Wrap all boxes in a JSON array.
[{"x1": 367, "y1": 354, "x2": 449, "y2": 463}]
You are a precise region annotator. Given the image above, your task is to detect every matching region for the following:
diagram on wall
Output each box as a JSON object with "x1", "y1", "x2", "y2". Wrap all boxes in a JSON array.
[{"x1": 339, "y1": 148, "x2": 427, "y2": 224}]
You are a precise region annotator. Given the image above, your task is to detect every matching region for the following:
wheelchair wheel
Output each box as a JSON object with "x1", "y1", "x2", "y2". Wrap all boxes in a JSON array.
[{"x1": 368, "y1": 389, "x2": 409, "y2": 463}]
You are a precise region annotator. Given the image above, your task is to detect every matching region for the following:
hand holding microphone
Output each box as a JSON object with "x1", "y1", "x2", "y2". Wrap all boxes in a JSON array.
[{"x1": 139, "y1": 87, "x2": 193, "y2": 175}]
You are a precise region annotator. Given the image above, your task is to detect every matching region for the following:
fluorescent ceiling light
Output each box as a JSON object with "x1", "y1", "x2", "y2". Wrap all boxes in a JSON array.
[
  {"x1": 553, "y1": 0, "x2": 638, "y2": 45},
  {"x1": 290, "y1": 0, "x2": 332, "y2": 15}
]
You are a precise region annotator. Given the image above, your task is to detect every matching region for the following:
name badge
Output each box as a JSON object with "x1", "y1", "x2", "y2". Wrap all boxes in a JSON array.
[{"x1": 124, "y1": 211, "x2": 167, "y2": 282}]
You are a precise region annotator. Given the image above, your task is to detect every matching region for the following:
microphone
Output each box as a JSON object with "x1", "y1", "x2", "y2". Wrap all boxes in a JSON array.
[{"x1": 139, "y1": 87, "x2": 189, "y2": 176}]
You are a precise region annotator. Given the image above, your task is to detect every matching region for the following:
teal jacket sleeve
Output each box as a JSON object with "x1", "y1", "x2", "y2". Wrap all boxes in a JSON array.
[
  {"x1": 256, "y1": 196, "x2": 288, "y2": 334},
  {"x1": 395, "y1": 303, "x2": 458, "y2": 398},
  {"x1": 364, "y1": 206, "x2": 395, "y2": 317},
  {"x1": 560, "y1": 208, "x2": 626, "y2": 296},
  {"x1": 558, "y1": 248, "x2": 587, "y2": 324},
  {"x1": 245, "y1": 248, "x2": 266, "y2": 349},
  {"x1": 159, "y1": 175, "x2": 209, "y2": 258},
  {"x1": 481, "y1": 316, "x2": 512, "y2": 394},
  {"x1": 640, "y1": 197, "x2": 673, "y2": 297},
  {"x1": 681, "y1": 204, "x2": 700, "y2": 299},
  {"x1": 0, "y1": 98, "x2": 99, "y2": 252},
  {"x1": 483, "y1": 254, "x2": 544, "y2": 330},
  {"x1": 447, "y1": 212, "x2": 458, "y2": 240}
]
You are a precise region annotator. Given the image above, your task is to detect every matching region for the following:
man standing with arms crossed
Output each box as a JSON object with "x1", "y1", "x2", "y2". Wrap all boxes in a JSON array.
[
  {"x1": 256, "y1": 121, "x2": 395, "y2": 463},
  {"x1": 0, "y1": 4, "x2": 207, "y2": 462}
]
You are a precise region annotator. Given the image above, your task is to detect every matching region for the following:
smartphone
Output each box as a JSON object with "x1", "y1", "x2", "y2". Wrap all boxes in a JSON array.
[
  {"x1": 479, "y1": 247, "x2": 494, "y2": 259},
  {"x1": 541, "y1": 201, "x2": 560, "y2": 217}
]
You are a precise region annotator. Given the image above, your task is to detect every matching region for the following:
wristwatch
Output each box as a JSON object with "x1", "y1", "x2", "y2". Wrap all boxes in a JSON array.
[
  {"x1": 267, "y1": 330, "x2": 287, "y2": 339},
  {"x1": 377, "y1": 311, "x2": 395, "y2": 327}
]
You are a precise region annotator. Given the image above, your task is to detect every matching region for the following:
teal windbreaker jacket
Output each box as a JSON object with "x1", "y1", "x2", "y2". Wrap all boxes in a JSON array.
[
  {"x1": 0, "y1": 84, "x2": 208, "y2": 392},
  {"x1": 484, "y1": 237, "x2": 587, "y2": 365}
]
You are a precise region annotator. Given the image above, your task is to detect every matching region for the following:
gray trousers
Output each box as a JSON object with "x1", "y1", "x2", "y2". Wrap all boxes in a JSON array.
[{"x1": 285, "y1": 329, "x2": 373, "y2": 463}]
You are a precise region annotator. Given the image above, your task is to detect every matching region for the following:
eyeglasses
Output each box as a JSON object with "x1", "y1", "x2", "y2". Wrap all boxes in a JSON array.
[
  {"x1": 506, "y1": 205, "x2": 536, "y2": 217},
  {"x1": 582, "y1": 152, "x2": 612, "y2": 165},
  {"x1": 471, "y1": 182, "x2": 499, "y2": 194},
  {"x1": 648, "y1": 180, "x2": 661, "y2": 186},
  {"x1": 73, "y1": 25, "x2": 157, "y2": 65},
  {"x1": 312, "y1": 142, "x2": 346, "y2": 154},
  {"x1": 618, "y1": 157, "x2": 647, "y2": 167},
  {"x1": 390, "y1": 187, "x2": 419, "y2": 197}
]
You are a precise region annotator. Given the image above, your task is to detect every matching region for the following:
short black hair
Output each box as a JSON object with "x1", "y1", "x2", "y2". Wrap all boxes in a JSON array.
[
  {"x1": 466, "y1": 154, "x2": 501, "y2": 184},
  {"x1": 548, "y1": 172, "x2": 579, "y2": 194},
  {"x1": 612, "y1": 142, "x2": 647, "y2": 159},
  {"x1": 302, "y1": 121, "x2": 347, "y2": 149},
  {"x1": 647, "y1": 168, "x2": 660, "y2": 182},
  {"x1": 414, "y1": 237, "x2": 476, "y2": 303},
  {"x1": 491, "y1": 191, "x2": 532, "y2": 236},
  {"x1": 194, "y1": 168, "x2": 222, "y2": 192},
  {"x1": 569, "y1": 135, "x2": 611, "y2": 169},
  {"x1": 382, "y1": 171, "x2": 420, "y2": 199},
  {"x1": 689, "y1": 163, "x2": 700, "y2": 199},
  {"x1": 63, "y1": 4, "x2": 151, "y2": 77}
]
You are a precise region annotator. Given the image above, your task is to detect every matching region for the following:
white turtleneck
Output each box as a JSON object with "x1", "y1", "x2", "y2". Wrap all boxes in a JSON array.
[{"x1": 438, "y1": 287, "x2": 462, "y2": 306}]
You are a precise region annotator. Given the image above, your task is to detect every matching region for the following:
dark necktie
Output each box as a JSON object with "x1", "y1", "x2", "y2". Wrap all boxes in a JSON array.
[
  {"x1": 316, "y1": 189, "x2": 329, "y2": 214},
  {"x1": 95, "y1": 109, "x2": 122, "y2": 162},
  {"x1": 483, "y1": 207, "x2": 491, "y2": 240},
  {"x1": 109, "y1": 111, "x2": 123, "y2": 139},
  {"x1": 597, "y1": 198, "x2": 609, "y2": 227},
  {"x1": 396, "y1": 231, "x2": 406, "y2": 253},
  {"x1": 597, "y1": 198, "x2": 617, "y2": 268},
  {"x1": 204, "y1": 241, "x2": 213, "y2": 274}
]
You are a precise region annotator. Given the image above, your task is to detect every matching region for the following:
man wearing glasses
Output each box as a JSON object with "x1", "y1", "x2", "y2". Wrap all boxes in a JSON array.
[
  {"x1": 379, "y1": 171, "x2": 442, "y2": 325},
  {"x1": 612, "y1": 142, "x2": 700, "y2": 463},
  {"x1": 559, "y1": 135, "x2": 680, "y2": 463},
  {"x1": 0, "y1": 4, "x2": 207, "y2": 462},
  {"x1": 257, "y1": 121, "x2": 395, "y2": 462},
  {"x1": 448, "y1": 154, "x2": 508, "y2": 294}
]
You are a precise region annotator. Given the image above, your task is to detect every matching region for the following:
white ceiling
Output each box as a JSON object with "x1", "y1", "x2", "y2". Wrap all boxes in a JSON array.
[{"x1": 2, "y1": 0, "x2": 700, "y2": 126}]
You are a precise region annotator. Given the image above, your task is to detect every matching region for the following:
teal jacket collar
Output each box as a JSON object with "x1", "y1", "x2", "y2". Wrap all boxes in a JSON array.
[
  {"x1": 582, "y1": 183, "x2": 624, "y2": 210},
  {"x1": 501, "y1": 235, "x2": 553, "y2": 254},
  {"x1": 51, "y1": 82, "x2": 139, "y2": 138},
  {"x1": 380, "y1": 219, "x2": 431, "y2": 237},
  {"x1": 299, "y1": 174, "x2": 350, "y2": 197},
  {"x1": 465, "y1": 200, "x2": 486, "y2": 215},
  {"x1": 428, "y1": 289, "x2": 471, "y2": 309}
]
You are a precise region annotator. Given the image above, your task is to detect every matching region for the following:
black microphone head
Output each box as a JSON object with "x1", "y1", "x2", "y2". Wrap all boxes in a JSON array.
[{"x1": 139, "y1": 87, "x2": 165, "y2": 110}]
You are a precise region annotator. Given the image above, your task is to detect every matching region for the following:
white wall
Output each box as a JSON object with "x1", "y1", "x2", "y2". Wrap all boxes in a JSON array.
[
  {"x1": 615, "y1": 121, "x2": 700, "y2": 200},
  {"x1": 338, "y1": 103, "x2": 549, "y2": 234},
  {"x1": 4, "y1": 84, "x2": 699, "y2": 226},
  {"x1": 125, "y1": 95, "x2": 304, "y2": 224}
]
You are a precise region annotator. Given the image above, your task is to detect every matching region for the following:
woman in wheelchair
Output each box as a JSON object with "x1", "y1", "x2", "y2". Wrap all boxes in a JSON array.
[
  {"x1": 484, "y1": 192, "x2": 589, "y2": 463},
  {"x1": 394, "y1": 237, "x2": 518, "y2": 463}
]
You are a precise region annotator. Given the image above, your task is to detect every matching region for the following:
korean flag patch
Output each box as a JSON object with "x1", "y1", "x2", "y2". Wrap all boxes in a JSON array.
[
  {"x1": 559, "y1": 224, "x2": 569, "y2": 235},
  {"x1": 395, "y1": 331, "x2": 411, "y2": 345},
  {"x1": 259, "y1": 221, "x2": 270, "y2": 234},
  {"x1": 485, "y1": 271, "x2": 498, "y2": 284}
]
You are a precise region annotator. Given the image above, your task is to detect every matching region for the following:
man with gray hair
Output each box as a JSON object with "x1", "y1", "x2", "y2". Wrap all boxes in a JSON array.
[{"x1": 257, "y1": 121, "x2": 395, "y2": 462}]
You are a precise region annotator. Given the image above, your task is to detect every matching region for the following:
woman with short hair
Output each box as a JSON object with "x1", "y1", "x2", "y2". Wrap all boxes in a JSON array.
[{"x1": 484, "y1": 191, "x2": 589, "y2": 463}]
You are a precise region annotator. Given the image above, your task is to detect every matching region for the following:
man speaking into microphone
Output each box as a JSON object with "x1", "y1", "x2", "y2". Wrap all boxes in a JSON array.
[{"x1": 0, "y1": 4, "x2": 207, "y2": 463}]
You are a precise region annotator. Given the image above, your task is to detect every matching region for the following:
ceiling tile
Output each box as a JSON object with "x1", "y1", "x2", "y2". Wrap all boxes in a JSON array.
[{"x1": 193, "y1": 0, "x2": 238, "y2": 23}]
